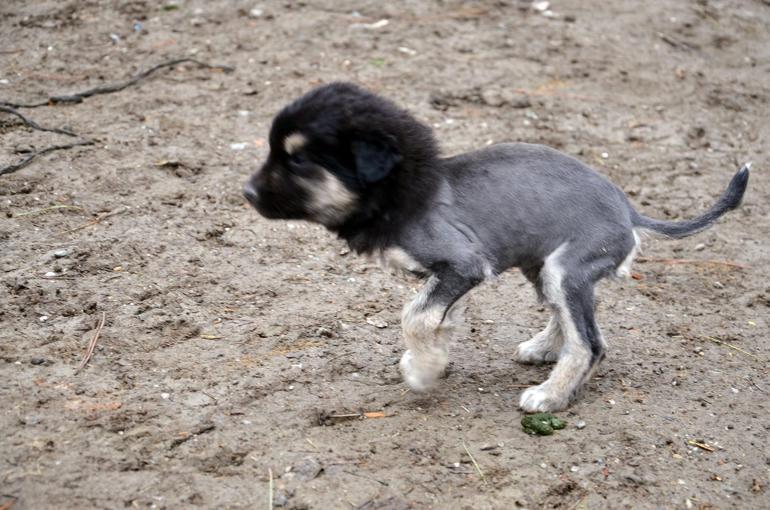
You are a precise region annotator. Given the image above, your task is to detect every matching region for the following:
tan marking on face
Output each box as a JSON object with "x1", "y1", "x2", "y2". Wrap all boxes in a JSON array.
[
  {"x1": 284, "y1": 133, "x2": 307, "y2": 155},
  {"x1": 297, "y1": 169, "x2": 358, "y2": 226}
]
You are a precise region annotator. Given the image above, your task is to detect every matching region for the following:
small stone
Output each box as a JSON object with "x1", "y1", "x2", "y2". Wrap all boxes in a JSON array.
[
  {"x1": 366, "y1": 316, "x2": 388, "y2": 329},
  {"x1": 576, "y1": 420, "x2": 586, "y2": 429},
  {"x1": 249, "y1": 7, "x2": 264, "y2": 18},
  {"x1": 44, "y1": 272, "x2": 58, "y2": 278},
  {"x1": 161, "y1": 392, "x2": 170, "y2": 399},
  {"x1": 274, "y1": 493, "x2": 288, "y2": 507},
  {"x1": 31, "y1": 357, "x2": 46, "y2": 365},
  {"x1": 500, "y1": 89, "x2": 532, "y2": 108},
  {"x1": 53, "y1": 249, "x2": 69, "y2": 258},
  {"x1": 39, "y1": 315, "x2": 49, "y2": 322},
  {"x1": 694, "y1": 243, "x2": 706, "y2": 251},
  {"x1": 480, "y1": 89, "x2": 504, "y2": 107}
]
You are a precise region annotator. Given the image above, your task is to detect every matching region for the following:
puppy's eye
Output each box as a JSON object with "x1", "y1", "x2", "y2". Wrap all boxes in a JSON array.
[{"x1": 288, "y1": 152, "x2": 305, "y2": 165}]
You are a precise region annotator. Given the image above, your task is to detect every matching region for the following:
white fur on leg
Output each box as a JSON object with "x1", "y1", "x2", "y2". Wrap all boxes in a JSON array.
[
  {"x1": 616, "y1": 229, "x2": 641, "y2": 278},
  {"x1": 519, "y1": 243, "x2": 591, "y2": 413},
  {"x1": 399, "y1": 277, "x2": 455, "y2": 391},
  {"x1": 400, "y1": 347, "x2": 448, "y2": 392},
  {"x1": 514, "y1": 315, "x2": 562, "y2": 364}
]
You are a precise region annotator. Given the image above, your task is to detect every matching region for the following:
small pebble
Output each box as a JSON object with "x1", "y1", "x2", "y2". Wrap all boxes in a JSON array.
[
  {"x1": 39, "y1": 315, "x2": 49, "y2": 322},
  {"x1": 31, "y1": 357, "x2": 46, "y2": 365},
  {"x1": 249, "y1": 8, "x2": 264, "y2": 18},
  {"x1": 576, "y1": 420, "x2": 586, "y2": 429},
  {"x1": 53, "y1": 249, "x2": 69, "y2": 258},
  {"x1": 365, "y1": 317, "x2": 388, "y2": 329},
  {"x1": 694, "y1": 243, "x2": 705, "y2": 251}
]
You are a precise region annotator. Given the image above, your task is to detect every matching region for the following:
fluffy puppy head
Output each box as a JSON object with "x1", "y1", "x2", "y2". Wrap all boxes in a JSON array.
[{"x1": 244, "y1": 82, "x2": 438, "y2": 229}]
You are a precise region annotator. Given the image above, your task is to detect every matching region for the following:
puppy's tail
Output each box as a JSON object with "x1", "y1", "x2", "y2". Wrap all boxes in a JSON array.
[{"x1": 631, "y1": 163, "x2": 750, "y2": 239}]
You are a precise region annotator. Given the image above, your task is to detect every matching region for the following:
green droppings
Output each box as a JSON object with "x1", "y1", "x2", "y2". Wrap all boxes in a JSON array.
[{"x1": 521, "y1": 413, "x2": 567, "y2": 436}]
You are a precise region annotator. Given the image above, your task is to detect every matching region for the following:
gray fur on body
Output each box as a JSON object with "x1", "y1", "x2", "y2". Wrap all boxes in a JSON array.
[{"x1": 244, "y1": 82, "x2": 750, "y2": 413}]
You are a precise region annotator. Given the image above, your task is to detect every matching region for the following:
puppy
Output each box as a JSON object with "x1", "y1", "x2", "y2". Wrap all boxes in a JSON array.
[{"x1": 244, "y1": 82, "x2": 749, "y2": 412}]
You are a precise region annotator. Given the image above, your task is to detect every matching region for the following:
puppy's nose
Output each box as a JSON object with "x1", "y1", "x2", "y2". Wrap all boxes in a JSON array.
[{"x1": 243, "y1": 182, "x2": 260, "y2": 208}]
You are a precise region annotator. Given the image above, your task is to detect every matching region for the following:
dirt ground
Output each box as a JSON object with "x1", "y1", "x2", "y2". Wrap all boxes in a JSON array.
[{"x1": 1, "y1": 1, "x2": 769, "y2": 508}]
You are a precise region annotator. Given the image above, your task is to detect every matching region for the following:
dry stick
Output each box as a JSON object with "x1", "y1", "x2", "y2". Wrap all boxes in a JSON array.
[
  {"x1": 77, "y1": 312, "x2": 106, "y2": 372},
  {"x1": 60, "y1": 206, "x2": 128, "y2": 235},
  {"x1": 636, "y1": 257, "x2": 750, "y2": 270},
  {"x1": 15, "y1": 204, "x2": 85, "y2": 217},
  {"x1": 702, "y1": 336, "x2": 760, "y2": 361},
  {"x1": 268, "y1": 468, "x2": 274, "y2": 510},
  {"x1": 0, "y1": 105, "x2": 77, "y2": 136},
  {"x1": 1, "y1": 58, "x2": 235, "y2": 109},
  {"x1": 0, "y1": 139, "x2": 94, "y2": 177},
  {"x1": 462, "y1": 442, "x2": 487, "y2": 485}
]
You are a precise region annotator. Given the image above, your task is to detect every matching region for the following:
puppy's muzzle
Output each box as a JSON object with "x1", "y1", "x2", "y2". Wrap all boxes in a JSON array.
[{"x1": 243, "y1": 182, "x2": 260, "y2": 209}]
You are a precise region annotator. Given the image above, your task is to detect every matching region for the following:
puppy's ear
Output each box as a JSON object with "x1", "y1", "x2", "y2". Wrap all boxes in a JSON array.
[{"x1": 351, "y1": 138, "x2": 401, "y2": 184}]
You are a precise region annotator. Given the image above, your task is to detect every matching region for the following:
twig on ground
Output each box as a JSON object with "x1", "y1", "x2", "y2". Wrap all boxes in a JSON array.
[
  {"x1": 77, "y1": 312, "x2": 106, "y2": 372},
  {"x1": 687, "y1": 439, "x2": 716, "y2": 452},
  {"x1": 343, "y1": 470, "x2": 389, "y2": 487},
  {"x1": 0, "y1": 495, "x2": 18, "y2": 510},
  {"x1": 268, "y1": 467, "x2": 274, "y2": 510},
  {"x1": 60, "y1": 206, "x2": 128, "y2": 235},
  {"x1": 636, "y1": 257, "x2": 750, "y2": 270},
  {"x1": 462, "y1": 441, "x2": 487, "y2": 485},
  {"x1": 169, "y1": 422, "x2": 216, "y2": 449},
  {"x1": 0, "y1": 106, "x2": 77, "y2": 136},
  {"x1": 14, "y1": 204, "x2": 86, "y2": 217},
  {"x1": 0, "y1": 139, "x2": 94, "y2": 177},
  {"x1": 701, "y1": 336, "x2": 759, "y2": 361},
  {"x1": 1, "y1": 58, "x2": 235, "y2": 109}
]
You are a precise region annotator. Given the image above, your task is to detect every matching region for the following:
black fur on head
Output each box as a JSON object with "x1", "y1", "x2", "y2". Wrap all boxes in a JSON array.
[{"x1": 244, "y1": 82, "x2": 440, "y2": 252}]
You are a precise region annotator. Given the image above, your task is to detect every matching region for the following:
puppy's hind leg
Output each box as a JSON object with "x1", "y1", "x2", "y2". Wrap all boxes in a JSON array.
[
  {"x1": 514, "y1": 314, "x2": 563, "y2": 364},
  {"x1": 519, "y1": 244, "x2": 607, "y2": 412},
  {"x1": 400, "y1": 267, "x2": 482, "y2": 392}
]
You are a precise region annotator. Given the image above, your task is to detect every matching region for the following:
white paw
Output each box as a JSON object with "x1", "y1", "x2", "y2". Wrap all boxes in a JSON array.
[
  {"x1": 513, "y1": 338, "x2": 559, "y2": 365},
  {"x1": 519, "y1": 383, "x2": 570, "y2": 413},
  {"x1": 399, "y1": 349, "x2": 446, "y2": 392}
]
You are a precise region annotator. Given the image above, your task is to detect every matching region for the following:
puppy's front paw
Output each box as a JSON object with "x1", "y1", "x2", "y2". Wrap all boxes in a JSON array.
[
  {"x1": 513, "y1": 338, "x2": 559, "y2": 365},
  {"x1": 400, "y1": 349, "x2": 446, "y2": 392},
  {"x1": 519, "y1": 383, "x2": 570, "y2": 413}
]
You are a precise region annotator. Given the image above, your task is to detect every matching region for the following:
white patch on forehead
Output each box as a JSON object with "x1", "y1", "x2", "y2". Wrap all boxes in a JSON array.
[
  {"x1": 284, "y1": 132, "x2": 307, "y2": 155},
  {"x1": 297, "y1": 170, "x2": 357, "y2": 225}
]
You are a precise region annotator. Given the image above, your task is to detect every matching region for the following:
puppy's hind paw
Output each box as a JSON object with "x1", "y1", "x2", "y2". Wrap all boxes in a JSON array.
[
  {"x1": 519, "y1": 383, "x2": 570, "y2": 413},
  {"x1": 400, "y1": 349, "x2": 446, "y2": 392}
]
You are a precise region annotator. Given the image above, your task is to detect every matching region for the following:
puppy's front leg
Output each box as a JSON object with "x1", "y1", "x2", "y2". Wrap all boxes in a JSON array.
[{"x1": 400, "y1": 268, "x2": 481, "y2": 391}]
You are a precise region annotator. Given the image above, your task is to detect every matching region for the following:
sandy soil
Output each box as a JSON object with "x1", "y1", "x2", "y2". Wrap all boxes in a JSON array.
[{"x1": 1, "y1": 1, "x2": 769, "y2": 508}]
